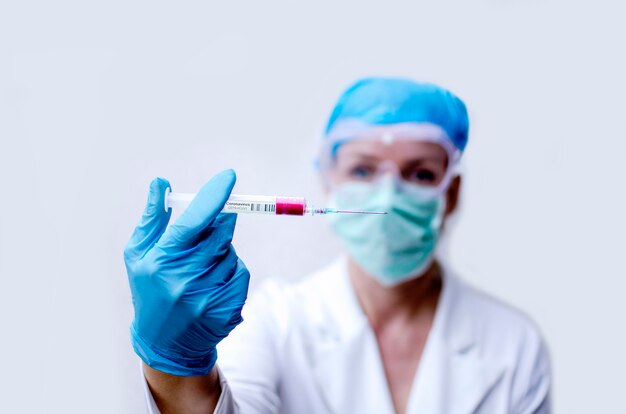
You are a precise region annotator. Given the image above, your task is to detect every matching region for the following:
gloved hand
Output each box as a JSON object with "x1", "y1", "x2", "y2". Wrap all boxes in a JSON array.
[{"x1": 124, "y1": 170, "x2": 250, "y2": 376}]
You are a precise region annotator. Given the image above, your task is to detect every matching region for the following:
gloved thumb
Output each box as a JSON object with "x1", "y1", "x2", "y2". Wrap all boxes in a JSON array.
[
  {"x1": 124, "y1": 177, "x2": 172, "y2": 263},
  {"x1": 158, "y1": 169, "x2": 236, "y2": 249}
]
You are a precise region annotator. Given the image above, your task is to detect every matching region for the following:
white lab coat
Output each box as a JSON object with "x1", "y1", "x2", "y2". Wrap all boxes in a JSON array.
[{"x1": 144, "y1": 256, "x2": 551, "y2": 413}]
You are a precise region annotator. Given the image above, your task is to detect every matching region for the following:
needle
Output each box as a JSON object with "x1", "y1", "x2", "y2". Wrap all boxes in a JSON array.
[{"x1": 329, "y1": 209, "x2": 388, "y2": 215}]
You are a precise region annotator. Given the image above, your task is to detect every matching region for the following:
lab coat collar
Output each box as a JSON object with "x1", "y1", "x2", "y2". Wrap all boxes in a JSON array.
[
  {"x1": 312, "y1": 256, "x2": 475, "y2": 354},
  {"x1": 309, "y1": 256, "x2": 505, "y2": 413}
]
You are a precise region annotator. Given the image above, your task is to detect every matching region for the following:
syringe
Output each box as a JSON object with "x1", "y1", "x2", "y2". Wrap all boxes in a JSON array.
[{"x1": 164, "y1": 189, "x2": 387, "y2": 216}]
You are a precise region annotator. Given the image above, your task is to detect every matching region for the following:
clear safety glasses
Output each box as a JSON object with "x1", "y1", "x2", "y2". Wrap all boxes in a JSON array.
[{"x1": 319, "y1": 121, "x2": 461, "y2": 197}]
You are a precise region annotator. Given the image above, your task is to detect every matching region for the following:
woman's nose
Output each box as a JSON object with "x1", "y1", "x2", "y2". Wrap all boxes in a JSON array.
[{"x1": 376, "y1": 161, "x2": 402, "y2": 182}]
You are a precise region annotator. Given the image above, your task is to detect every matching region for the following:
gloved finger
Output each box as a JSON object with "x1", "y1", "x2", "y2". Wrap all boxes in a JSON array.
[
  {"x1": 181, "y1": 243, "x2": 240, "y2": 288},
  {"x1": 184, "y1": 249, "x2": 249, "y2": 311},
  {"x1": 190, "y1": 213, "x2": 237, "y2": 261},
  {"x1": 199, "y1": 257, "x2": 250, "y2": 327},
  {"x1": 160, "y1": 214, "x2": 237, "y2": 280},
  {"x1": 124, "y1": 177, "x2": 172, "y2": 263},
  {"x1": 158, "y1": 170, "x2": 236, "y2": 250}
]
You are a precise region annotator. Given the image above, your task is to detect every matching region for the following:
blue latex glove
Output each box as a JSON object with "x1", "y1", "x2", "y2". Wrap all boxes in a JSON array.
[{"x1": 124, "y1": 170, "x2": 250, "y2": 376}]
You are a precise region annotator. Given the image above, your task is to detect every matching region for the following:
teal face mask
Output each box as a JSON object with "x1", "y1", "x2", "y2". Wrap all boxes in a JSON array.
[{"x1": 327, "y1": 178, "x2": 446, "y2": 286}]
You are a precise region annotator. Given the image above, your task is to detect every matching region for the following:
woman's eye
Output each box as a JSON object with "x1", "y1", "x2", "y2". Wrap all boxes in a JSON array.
[
  {"x1": 408, "y1": 169, "x2": 436, "y2": 183},
  {"x1": 349, "y1": 165, "x2": 375, "y2": 179}
]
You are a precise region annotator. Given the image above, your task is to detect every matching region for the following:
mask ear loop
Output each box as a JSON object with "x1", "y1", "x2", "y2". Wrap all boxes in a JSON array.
[{"x1": 435, "y1": 159, "x2": 460, "y2": 195}]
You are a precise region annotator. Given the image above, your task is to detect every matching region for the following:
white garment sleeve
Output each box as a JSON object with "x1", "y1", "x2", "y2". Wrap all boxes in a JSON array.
[
  {"x1": 512, "y1": 333, "x2": 552, "y2": 414},
  {"x1": 141, "y1": 364, "x2": 238, "y2": 414},
  {"x1": 215, "y1": 281, "x2": 287, "y2": 413},
  {"x1": 140, "y1": 280, "x2": 287, "y2": 414}
]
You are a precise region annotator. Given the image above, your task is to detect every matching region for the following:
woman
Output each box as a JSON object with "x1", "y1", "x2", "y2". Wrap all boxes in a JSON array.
[{"x1": 125, "y1": 77, "x2": 551, "y2": 413}]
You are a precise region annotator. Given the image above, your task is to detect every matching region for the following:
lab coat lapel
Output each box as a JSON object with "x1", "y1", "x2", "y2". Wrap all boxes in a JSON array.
[
  {"x1": 445, "y1": 348, "x2": 505, "y2": 413},
  {"x1": 408, "y1": 272, "x2": 505, "y2": 414},
  {"x1": 310, "y1": 257, "x2": 396, "y2": 414},
  {"x1": 309, "y1": 259, "x2": 505, "y2": 414}
]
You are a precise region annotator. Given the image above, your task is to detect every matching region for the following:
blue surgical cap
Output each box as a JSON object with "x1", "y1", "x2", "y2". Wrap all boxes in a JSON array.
[{"x1": 325, "y1": 77, "x2": 469, "y2": 152}]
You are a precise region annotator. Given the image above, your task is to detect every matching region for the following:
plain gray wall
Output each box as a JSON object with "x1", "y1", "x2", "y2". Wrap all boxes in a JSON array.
[{"x1": 1, "y1": 0, "x2": 625, "y2": 412}]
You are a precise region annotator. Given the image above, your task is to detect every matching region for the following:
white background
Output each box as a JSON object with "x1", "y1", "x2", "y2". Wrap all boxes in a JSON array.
[{"x1": 1, "y1": 1, "x2": 625, "y2": 412}]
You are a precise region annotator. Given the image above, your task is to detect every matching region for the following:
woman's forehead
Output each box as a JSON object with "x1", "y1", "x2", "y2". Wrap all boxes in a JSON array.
[{"x1": 336, "y1": 139, "x2": 449, "y2": 164}]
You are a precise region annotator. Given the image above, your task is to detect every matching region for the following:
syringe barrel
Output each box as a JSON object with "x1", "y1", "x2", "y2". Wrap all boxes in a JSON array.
[
  {"x1": 225, "y1": 195, "x2": 278, "y2": 214},
  {"x1": 165, "y1": 191, "x2": 195, "y2": 210},
  {"x1": 165, "y1": 190, "x2": 307, "y2": 216},
  {"x1": 226, "y1": 195, "x2": 306, "y2": 215}
]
